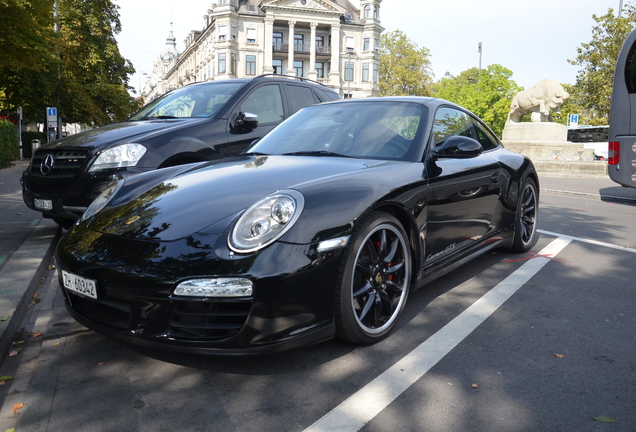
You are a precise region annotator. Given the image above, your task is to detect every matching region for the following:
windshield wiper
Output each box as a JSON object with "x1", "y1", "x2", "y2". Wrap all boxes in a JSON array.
[
  {"x1": 242, "y1": 151, "x2": 270, "y2": 156},
  {"x1": 138, "y1": 115, "x2": 179, "y2": 120},
  {"x1": 282, "y1": 150, "x2": 351, "y2": 158}
]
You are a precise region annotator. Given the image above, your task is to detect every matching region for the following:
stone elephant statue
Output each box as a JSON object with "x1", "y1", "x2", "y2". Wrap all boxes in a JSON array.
[{"x1": 507, "y1": 79, "x2": 569, "y2": 123}]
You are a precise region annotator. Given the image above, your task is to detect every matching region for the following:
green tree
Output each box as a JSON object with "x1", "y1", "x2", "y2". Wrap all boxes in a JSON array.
[
  {"x1": 0, "y1": 0, "x2": 139, "y2": 126},
  {"x1": 379, "y1": 30, "x2": 433, "y2": 96},
  {"x1": 568, "y1": 5, "x2": 636, "y2": 125},
  {"x1": 433, "y1": 65, "x2": 521, "y2": 137}
]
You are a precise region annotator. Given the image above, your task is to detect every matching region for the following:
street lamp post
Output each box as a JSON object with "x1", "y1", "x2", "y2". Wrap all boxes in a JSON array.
[{"x1": 342, "y1": 50, "x2": 356, "y2": 99}]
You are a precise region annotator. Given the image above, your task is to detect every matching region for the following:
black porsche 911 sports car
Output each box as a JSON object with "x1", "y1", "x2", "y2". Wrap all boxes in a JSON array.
[{"x1": 55, "y1": 97, "x2": 539, "y2": 355}]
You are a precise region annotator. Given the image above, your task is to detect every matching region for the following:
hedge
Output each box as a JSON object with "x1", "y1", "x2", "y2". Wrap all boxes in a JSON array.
[{"x1": 0, "y1": 120, "x2": 19, "y2": 168}]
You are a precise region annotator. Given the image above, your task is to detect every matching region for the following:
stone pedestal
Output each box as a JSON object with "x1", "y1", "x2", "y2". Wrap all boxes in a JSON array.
[{"x1": 502, "y1": 122, "x2": 567, "y2": 142}]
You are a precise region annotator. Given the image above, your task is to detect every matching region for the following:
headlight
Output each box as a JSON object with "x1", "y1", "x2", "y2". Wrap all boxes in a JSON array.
[
  {"x1": 229, "y1": 190, "x2": 304, "y2": 253},
  {"x1": 81, "y1": 181, "x2": 122, "y2": 222},
  {"x1": 89, "y1": 143, "x2": 147, "y2": 172}
]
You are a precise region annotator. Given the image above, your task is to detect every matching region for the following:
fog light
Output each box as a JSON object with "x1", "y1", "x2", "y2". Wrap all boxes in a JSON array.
[{"x1": 174, "y1": 278, "x2": 253, "y2": 297}]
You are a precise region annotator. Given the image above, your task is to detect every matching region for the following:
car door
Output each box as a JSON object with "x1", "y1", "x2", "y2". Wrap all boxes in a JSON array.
[
  {"x1": 424, "y1": 106, "x2": 504, "y2": 265},
  {"x1": 226, "y1": 83, "x2": 286, "y2": 155}
]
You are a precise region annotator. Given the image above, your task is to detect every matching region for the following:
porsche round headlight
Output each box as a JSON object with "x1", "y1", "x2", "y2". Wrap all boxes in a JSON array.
[
  {"x1": 81, "y1": 181, "x2": 122, "y2": 222},
  {"x1": 229, "y1": 190, "x2": 304, "y2": 253}
]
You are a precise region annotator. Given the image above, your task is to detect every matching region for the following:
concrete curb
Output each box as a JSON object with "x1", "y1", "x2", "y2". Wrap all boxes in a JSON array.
[
  {"x1": 541, "y1": 188, "x2": 636, "y2": 205},
  {"x1": 0, "y1": 221, "x2": 61, "y2": 365}
]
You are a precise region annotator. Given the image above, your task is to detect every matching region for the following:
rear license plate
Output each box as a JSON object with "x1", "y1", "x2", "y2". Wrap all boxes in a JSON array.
[
  {"x1": 62, "y1": 270, "x2": 98, "y2": 300},
  {"x1": 34, "y1": 198, "x2": 53, "y2": 211}
]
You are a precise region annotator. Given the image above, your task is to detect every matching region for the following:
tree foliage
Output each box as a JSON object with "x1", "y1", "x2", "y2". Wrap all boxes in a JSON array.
[
  {"x1": 433, "y1": 65, "x2": 521, "y2": 137},
  {"x1": 568, "y1": 5, "x2": 636, "y2": 125},
  {"x1": 0, "y1": 0, "x2": 139, "y2": 126},
  {"x1": 379, "y1": 30, "x2": 433, "y2": 97}
]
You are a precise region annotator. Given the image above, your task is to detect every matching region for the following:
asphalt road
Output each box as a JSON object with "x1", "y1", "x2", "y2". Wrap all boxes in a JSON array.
[{"x1": 0, "y1": 190, "x2": 635, "y2": 431}]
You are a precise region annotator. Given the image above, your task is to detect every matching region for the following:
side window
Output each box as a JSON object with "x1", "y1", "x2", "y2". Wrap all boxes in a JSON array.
[
  {"x1": 625, "y1": 41, "x2": 636, "y2": 93},
  {"x1": 471, "y1": 120, "x2": 499, "y2": 151},
  {"x1": 286, "y1": 84, "x2": 319, "y2": 115},
  {"x1": 432, "y1": 107, "x2": 473, "y2": 146},
  {"x1": 239, "y1": 84, "x2": 284, "y2": 124}
]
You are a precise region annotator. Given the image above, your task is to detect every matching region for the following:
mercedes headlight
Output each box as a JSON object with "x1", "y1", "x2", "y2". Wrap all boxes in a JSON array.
[
  {"x1": 89, "y1": 143, "x2": 147, "y2": 172},
  {"x1": 81, "y1": 181, "x2": 122, "y2": 222},
  {"x1": 229, "y1": 190, "x2": 304, "y2": 253}
]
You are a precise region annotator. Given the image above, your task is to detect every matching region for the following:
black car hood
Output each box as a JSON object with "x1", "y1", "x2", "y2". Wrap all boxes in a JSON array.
[
  {"x1": 39, "y1": 118, "x2": 205, "y2": 152},
  {"x1": 87, "y1": 155, "x2": 388, "y2": 241}
]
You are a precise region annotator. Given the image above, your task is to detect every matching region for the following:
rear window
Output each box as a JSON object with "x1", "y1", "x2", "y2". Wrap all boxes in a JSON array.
[{"x1": 626, "y1": 41, "x2": 636, "y2": 93}]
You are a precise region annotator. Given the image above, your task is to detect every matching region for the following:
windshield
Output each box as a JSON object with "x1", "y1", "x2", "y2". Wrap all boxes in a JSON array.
[
  {"x1": 247, "y1": 102, "x2": 426, "y2": 161},
  {"x1": 129, "y1": 82, "x2": 244, "y2": 120}
]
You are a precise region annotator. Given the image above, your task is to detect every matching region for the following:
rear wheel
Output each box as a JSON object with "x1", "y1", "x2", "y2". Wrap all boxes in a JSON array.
[
  {"x1": 510, "y1": 178, "x2": 538, "y2": 252},
  {"x1": 335, "y1": 212, "x2": 411, "y2": 344}
]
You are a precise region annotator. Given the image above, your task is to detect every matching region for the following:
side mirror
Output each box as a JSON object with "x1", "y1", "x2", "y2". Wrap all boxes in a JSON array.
[
  {"x1": 234, "y1": 112, "x2": 258, "y2": 131},
  {"x1": 433, "y1": 136, "x2": 483, "y2": 159}
]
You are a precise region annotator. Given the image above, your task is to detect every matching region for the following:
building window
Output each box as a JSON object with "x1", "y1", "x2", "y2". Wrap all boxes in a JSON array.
[
  {"x1": 231, "y1": 25, "x2": 237, "y2": 41},
  {"x1": 246, "y1": 55, "x2": 256, "y2": 75},
  {"x1": 294, "y1": 60, "x2": 303, "y2": 77},
  {"x1": 218, "y1": 25, "x2": 227, "y2": 40},
  {"x1": 345, "y1": 36, "x2": 354, "y2": 51},
  {"x1": 345, "y1": 62, "x2": 354, "y2": 81},
  {"x1": 364, "y1": 4, "x2": 371, "y2": 18},
  {"x1": 373, "y1": 63, "x2": 378, "y2": 83},
  {"x1": 374, "y1": 6, "x2": 379, "y2": 19},
  {"x1": 294, "y1": 34, "x2": 304, "y2": 52},
  {"x1": 246, "y1": 28, "x2": 256, "y2": 43},
  {"x1": 363, "y1": 38, "x2": 370, "y2": 52},
  {"x1": 218, "y1": 53, "x2": 226, "y2": 73},
  {"x1": 362, "y1": 63, "x2": 369, "y2": 82},
  {"x1": 272, "y1": 59, "x2": 283, "y2": 74},
  {"x1": 316, "y1": 62, "x2": 324, "y2": 79},
  {"x1": 273, "y1": 32, "x2": 283, "y2": 51},
  {"x1": 231, "y1": 53, "x2": 236, "y2": 74},
  {"x1": 316, "y1": 35, "x2": 325, "y2": 53}
]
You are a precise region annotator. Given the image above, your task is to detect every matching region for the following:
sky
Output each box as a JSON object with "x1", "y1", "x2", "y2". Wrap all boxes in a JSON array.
[{"x1": 115, "y1": 0, "x2": 626, "y2": 94}]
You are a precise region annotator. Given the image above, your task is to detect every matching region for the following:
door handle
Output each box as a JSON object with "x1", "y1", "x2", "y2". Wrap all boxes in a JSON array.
[{"x1": 491, "y1": 172, "x2": 501, "y2": 184}]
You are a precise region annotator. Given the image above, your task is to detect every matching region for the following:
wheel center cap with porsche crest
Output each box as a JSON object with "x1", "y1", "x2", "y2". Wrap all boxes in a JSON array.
[
  {"x1": 40, "y1": 154, "x2": 55, "y2": 175},
  {"x1": 375, "y1": 272, "x2": 383, "y2": 284}
]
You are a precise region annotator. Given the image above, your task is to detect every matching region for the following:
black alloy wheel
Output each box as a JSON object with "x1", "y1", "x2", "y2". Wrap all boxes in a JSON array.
[
  {"x1": 510, "y1": 178, "x2": 538, "y2": 252},
  {"x1": 335, "y1": 212, "x2": 411, "y2": 344}
]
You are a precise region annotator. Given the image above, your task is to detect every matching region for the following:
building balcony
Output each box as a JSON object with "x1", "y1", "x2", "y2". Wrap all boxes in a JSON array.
[{"x1": 272, "y1": 43, "x2": 332, "y2": 57}]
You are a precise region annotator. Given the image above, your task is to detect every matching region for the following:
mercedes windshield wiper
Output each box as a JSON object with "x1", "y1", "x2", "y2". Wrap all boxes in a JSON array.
[
  {"x1": 138, "y1": 115, "x2": 179, "y2": 120},
  {"x1": 241, "y1": 151, "x2": 270, "y2": 156},
  {"x1": 282, "y1": 150, "x2": 351, "y2": 158}
]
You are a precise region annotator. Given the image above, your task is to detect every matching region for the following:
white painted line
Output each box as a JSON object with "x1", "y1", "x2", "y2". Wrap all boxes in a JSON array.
[
  {"x1": 538, "y1": 229, "x2": 636, "y2": 254},
  {"x1": 304, "y1": 237, "x2": 571, "y2": 432}
]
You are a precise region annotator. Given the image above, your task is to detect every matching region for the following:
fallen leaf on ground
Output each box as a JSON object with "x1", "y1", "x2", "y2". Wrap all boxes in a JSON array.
[
  {"x1": 5, "y1": 427, "x2": 16, "y2": 432},
  {"x1": 48, "y1": 265, "x2": 56, "y2": 270},
  {"x1": 594, "y1": 416, "x2": 615, "y2": 423},
  {"x1": 29, "y1": 330, "x2": 41, "y2": 338},
  {"x1": 12, "y1": 403, "x2": 24, "y2": 413},
  {"x1": 12, "y1": 339, "x2": 24, "y2": 345},
  {"x1": 8, "y1": 348, "x2": 23, "y2": 357},
  {"x1": 0, "y1": 376, "x2": 14, "y2": 383},
  {"x1": 98, "y1": 362, "x2": 105, "y2": 366},
  {"x1": 555, "y1": 354, "x2": 565, "y2": 359},
  {"x1": 53, "y1": 342, "x2": 61, "y2": 346},
  {"x1": 471, "y1": 384, "x2": 478, "y2": 388}
]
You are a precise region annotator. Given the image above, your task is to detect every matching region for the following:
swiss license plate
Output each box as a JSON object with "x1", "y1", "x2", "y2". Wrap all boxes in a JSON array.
[
  {"x1": 34, "y1": 198, "x2": 53, "y2": 211},
  {"x1": 62, "y1": 270, "x2": 98, "y2": 300}
]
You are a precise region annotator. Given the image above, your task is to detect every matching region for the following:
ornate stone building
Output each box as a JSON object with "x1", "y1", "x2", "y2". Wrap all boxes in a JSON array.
[{"x1": 142, "y1": 0, "x2": 383, "y2": 101}]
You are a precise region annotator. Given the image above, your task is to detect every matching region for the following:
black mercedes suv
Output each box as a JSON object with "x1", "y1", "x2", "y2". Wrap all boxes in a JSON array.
[{"x1": 21, "y1": 75, "x2": 340, "y2": 228}]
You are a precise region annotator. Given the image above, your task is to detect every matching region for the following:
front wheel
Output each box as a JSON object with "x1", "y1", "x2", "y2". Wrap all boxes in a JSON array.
[
  {"x1": 335, "y1": 212, "x2": 411, "y2": 345},
  {"x1": 510, "y1": 178, "x2": 538, "y2": 252}
]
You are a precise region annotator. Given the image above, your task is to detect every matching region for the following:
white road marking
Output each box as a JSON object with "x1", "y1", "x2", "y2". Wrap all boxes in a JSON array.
[
  {"x1": 304, "y1": 237, "x2": 572, "y2": 432},
  {"x1": 538, "y1": 229, "x2": 636, "y2": 254}
]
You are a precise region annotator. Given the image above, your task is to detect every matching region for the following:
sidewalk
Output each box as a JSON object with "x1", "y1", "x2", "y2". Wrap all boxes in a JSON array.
[{"x1": 539, "y1": 175, "x2": 636, "y2": 204}]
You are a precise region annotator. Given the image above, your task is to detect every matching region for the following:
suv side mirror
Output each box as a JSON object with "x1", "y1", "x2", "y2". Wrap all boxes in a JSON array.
[
  {"x1": 234, "y1": 112, "x2": 258, "y2": 131},
  {"x1": 433, "y1": 136, "x2": 483, "y2": 159}
]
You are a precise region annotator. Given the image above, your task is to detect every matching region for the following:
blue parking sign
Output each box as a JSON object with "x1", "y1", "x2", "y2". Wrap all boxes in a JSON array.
[
  {"x1": 570, "y1": 114, "x2": 579, "y2": 124},
  {"x1": 47, "y1": 107, "x2": 57, "y2": 116}
]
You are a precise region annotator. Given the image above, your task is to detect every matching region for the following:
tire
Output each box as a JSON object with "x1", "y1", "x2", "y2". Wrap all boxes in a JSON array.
[
  {"x1": 510, "y1": 178, "x2": 538, "y2": 252},
  {"x1": 53, "y1": 217, "x2": 75, "y2": 230},
  {"x1": 335, "y1": 212, "x2": 411, "y2": 344}
]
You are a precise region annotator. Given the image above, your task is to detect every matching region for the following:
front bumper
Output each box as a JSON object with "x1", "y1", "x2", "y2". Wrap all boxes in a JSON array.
[{"x1": 55, "y1": 225, "x2": 342, "y2": 354}]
